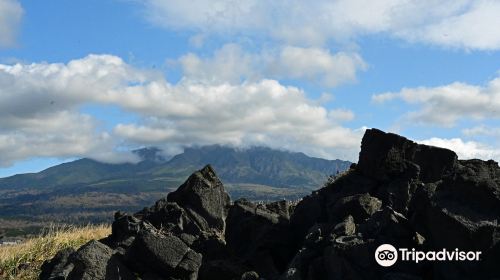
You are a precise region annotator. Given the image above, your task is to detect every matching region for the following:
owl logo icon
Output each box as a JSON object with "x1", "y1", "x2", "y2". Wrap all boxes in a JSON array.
[{"x1": 375, "y1": 244, "x2": 398, "y2": 267}]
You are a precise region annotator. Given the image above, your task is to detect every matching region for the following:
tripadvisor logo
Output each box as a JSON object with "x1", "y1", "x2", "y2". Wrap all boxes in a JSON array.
[
  {"x1": 374, "y1": 244, "x2": 482, "y2": 267},
  {"x1": 375, "y1": 244, "x2": 398, "y2": 267}
]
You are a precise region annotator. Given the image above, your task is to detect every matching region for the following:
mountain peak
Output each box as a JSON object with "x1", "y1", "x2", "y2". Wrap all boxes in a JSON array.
[{"x1": 132, "y1": 147, "x2": 166, "y2": 162}]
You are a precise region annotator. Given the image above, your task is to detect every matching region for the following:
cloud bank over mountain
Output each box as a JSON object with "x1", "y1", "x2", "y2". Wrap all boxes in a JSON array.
[{"x1": 0, "y1": 55, "x2": 362, "y2": 166}]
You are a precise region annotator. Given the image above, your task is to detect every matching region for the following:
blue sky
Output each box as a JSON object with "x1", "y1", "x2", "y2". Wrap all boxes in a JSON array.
[{"x1": 0, "y1": 0, "x2": 499, "y2": 177}]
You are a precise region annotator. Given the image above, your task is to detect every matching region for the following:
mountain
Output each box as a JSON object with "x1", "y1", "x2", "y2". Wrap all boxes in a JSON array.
[
  {"x1": 0, "y1": 145, "x2": 349, "y2": 191},
  {"x1": 0, "y1": 147, "x2": 166, "y2": 191},
  {"x1": 0, "y1": 146, "x2": 350, "y2": 236},
  {"x1": 165, "y1": 145, "x2": 349, "y2": 188}
]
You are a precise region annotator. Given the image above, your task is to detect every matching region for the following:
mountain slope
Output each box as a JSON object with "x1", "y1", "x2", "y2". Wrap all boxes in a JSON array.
[
  {"x1": 0, "y1": 146, "x2": 350, "y2": 191},
  {"x1": 159, "y1": 145, "x2": 349, "y2": 188},
  {"x1": 0, "y1": 146, "x2": 350, "y2": 233},
  {"x1": 0, "y1": 148, "x2": 164, "y2": 190}
]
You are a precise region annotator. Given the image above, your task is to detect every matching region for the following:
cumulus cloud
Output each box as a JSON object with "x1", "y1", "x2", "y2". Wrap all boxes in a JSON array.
[
  {"x1": 0, "y1": 54, "x2": 363, "y2": 166},
  {"x1": 328, "y1": 109, "x2": 355, "y2": 122},
  {"x1": 142, "y1": 0, "x2": 500, "y2": 50},
  {"x1": 110, "y1": 79, "x2": 363, "y2": 160},
  {"x1": 0, "y1": 0, "x2": 23, "y2": 47},
  {"x1": 270, "y1": 46, "x2": 367, "y2": 87},
  {"x1": 0, "y1": 55, "x2": 148, "y2": 165},
  {"x1": 462, "y1": 125, "x2": 500, "y2": 137},
  {"x1": 372, "y1": 77, "x2": 500, "y2": 126},
  {"x1": 396, "y1": 1, "x2": 500, "y2": 50},
  {"x1": 178, "y1": 44, "x2": 367, "y2": 87},
  {"x1": 0, "y1": 111, "x2": 139, "y2": 167},
  {"x1": 419, "y1": 138, "x2": 500, "y2": 161},
  {"x1": 178, "y1": 44, "x2": 257, "y2": 84}
]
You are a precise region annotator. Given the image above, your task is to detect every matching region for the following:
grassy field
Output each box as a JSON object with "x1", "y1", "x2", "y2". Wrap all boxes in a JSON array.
[{"x1": 0, "y1": 224, "x2": 110, "y2": 280}]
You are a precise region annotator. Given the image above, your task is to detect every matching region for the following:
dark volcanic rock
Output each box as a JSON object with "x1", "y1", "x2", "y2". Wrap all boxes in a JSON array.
[
  {"x1": 127, "y1": 229, "x2": 201, "y2": 278},
  {"x1": 69, "y1": 240, "x2": 134, "y2": 280},
  {"x1": 41, "y1": 129, "x2": 500, "y2": 280},
  {"x1": 41, "y1": 241, "x2": 135, "y2": 280},
  {"x1": 107, "y1": 212, "x2": 141, "y2": 247},
  {"x1": 198, "y1": 259, "x2": 248, "y2": 280},
  {"x1": 137, "y1": 199, "x2": 203, "y2": 236},
  {"x1": 167, "y1": 165, "x2": 231, "y2": 233},
  {"x1": 328, "y1": 193, "x2": 382, "y2": 224},
  {"x1": 331, "y1": 215, "x2": 356, "y2": 237},
  {"x1": 225, "y1": 199, "x2": 295, "y2": 279},
  {"x1": 40, "y1": 247, "x2": 75, "y2": 280},
  {"x1": 358, "y1": 128, "x2": 457, "y2": 183}
]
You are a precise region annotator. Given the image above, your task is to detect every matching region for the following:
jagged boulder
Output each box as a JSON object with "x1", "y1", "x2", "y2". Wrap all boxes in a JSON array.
[
  {"x1": 289, "y1": 190, "x2": 327, "y2": 241},
  {"x1": 40, "y1": 248, "x2": 75, "y2": 280},
  {"x1": 331, "y1": 215, "x2": 356, "y2": 237},
  {"x1": 225, "y1": 199, "x2": 296, "y2": 279},
  {"x1": 136, "y1": 199, "x2": 203, "y2": 236},
  {"x1": 327, "y1": 193, "x2": 382, "y2": 224},
  {"x1": 290, "y1": 168, "x2": 379, "y2": 241},
  {"x1": 69, "y1": 240, "x2": 135, "y2": 280},
  {"x1": 40, "y1": 241, "x2": 136, "y2": 280},
  {"x1": 358, "y1": 128, "x2": 457, "y2": 183},
  {"x1": 409, "y1": 159, "x2": 500, "y2": 279},
  {"x1": 168, "y1": 165, "x2": 231, "y2": 233},
  {"x1": 197, "y1": 259, "x2": 248, "y2": 280},
  {"x1": 127, "y1": 229, "x2": 202, "y2": 279}
]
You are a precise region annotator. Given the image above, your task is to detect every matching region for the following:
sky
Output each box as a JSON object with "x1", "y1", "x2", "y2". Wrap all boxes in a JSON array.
[{"x1": 0, "y1": 0, "x2": 499, "y2": 177}]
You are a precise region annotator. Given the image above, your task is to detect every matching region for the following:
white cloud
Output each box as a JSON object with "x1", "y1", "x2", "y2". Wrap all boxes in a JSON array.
[
  {"x1": 178, "y1": 44, "x2": 257, "y2": 84},
  {"x1": 396, "y1": 1, "x2": 500, "y2": 50},
  {"x1": 0, "y1": 0, "x2": 23, "y2": 48},
  {"x1": 0, "y1": 54, "x2": 363, "y2": 166},
  {"x1": 462, "y1": 125, "x2": 500, "y2": 137},
  {"x1": 270, "y1": 47, "x2": 367, "y2": 87},
  {"x1": 188, "y1": 33, "x2": 206, "y2": 48},
  {"x1": 111, "y1": 79, "x2": 363, "y2": 160},
  {"x1": 0, "y1": 111, "x2": 139, "y2": 167},
  {"x1": 114, "y1": 124, "x2": 177, "y2": 143},
  {"x1": 419, "y1": 137, "x2": 500, "y2": 161},
  {"x1": 143, "y1": 0, "x2": 273, "y2": 36},
  {"x1": 0, "y1": 55, "x2": 138, "y2": 116},
  {"x1": 0, "y1": 55, "x2": 148, "y2": 165},
  {"x1": 318, "y1": 92, "x2": 335, "y2": 104},
  {"x1": 372, "y1": 78, "x2": 500, "y2": 126},
  {"x1": 142, "y1": 0, "x2": 500, "y2": 50},
  {"x1": 178, "y1": 44, "x2": 367, "y2": 87},
  {"x1": 328, "y1": 109, "x2": 355, "y2": 122}
]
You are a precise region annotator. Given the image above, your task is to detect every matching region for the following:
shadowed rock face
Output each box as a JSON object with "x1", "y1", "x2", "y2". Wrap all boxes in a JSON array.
[
  {"x1": 167, "y1": 165, "x2": 231, "y2": 233},
  {"x1": 358, "y1": 128, "x2": 458, "y2": 183},
  {"x1": 40, "y1": 129, "x2": 500, "y2": 280}
]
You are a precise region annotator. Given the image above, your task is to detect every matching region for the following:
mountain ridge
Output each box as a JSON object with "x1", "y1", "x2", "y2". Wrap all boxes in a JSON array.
[
  {"x1": 0, "y1": 145, "x2": 350, "y2": 190},
  {"x1": 0, "y1": 145, "x2": 350, "y2": 235}
]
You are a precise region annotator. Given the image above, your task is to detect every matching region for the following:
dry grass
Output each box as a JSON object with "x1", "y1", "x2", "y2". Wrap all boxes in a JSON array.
[{"x1": 0, "y1": 224, "x2": 110, "y2": 280}]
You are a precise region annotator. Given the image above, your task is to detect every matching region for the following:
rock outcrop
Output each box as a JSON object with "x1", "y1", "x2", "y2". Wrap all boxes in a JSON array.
[{"x1": 40, "y1": 129, "x2": 500, "y2": 280}]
